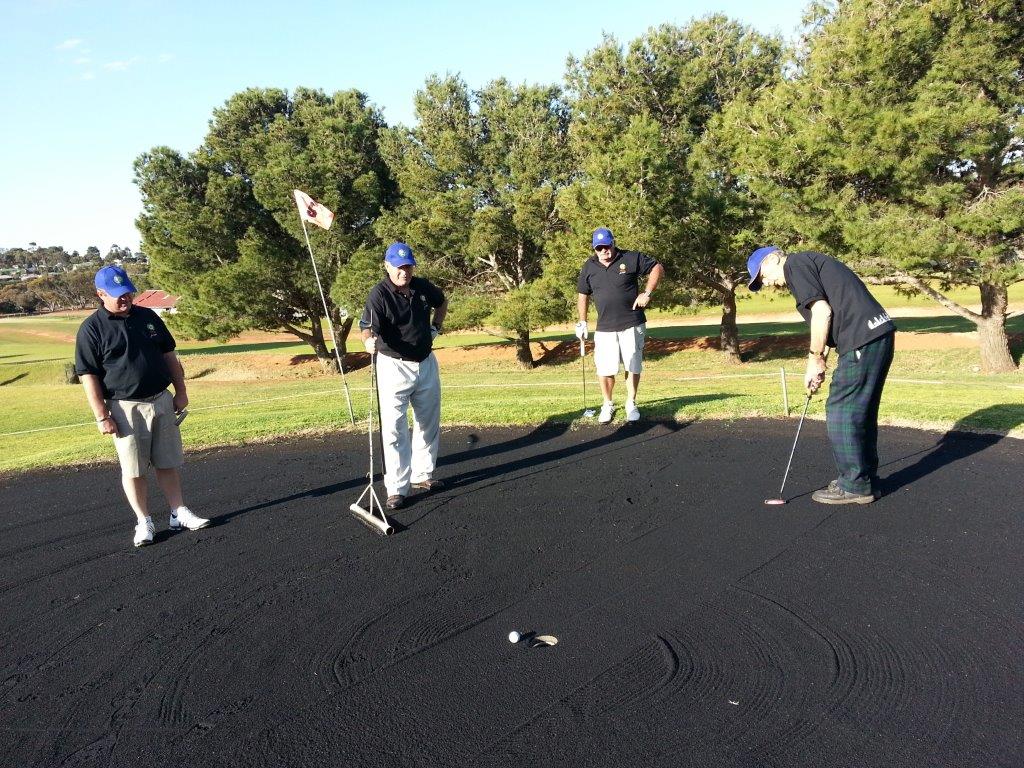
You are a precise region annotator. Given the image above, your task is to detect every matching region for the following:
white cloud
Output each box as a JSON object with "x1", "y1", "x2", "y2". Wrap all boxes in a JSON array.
[
  {"x1": 55, "y1": 38, "x2": 82, "y2": 50},
  {"x1": 103, "y1": 58, "x2": 137, "y2": 72},
  {"x1": 73, "y1": 56, "x2": 91, "y2": 65},
  {"x1": 79, "y1": 72, "x2": 95, "y2": 81}
]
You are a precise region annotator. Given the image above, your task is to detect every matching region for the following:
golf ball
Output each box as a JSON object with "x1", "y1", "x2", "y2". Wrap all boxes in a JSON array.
[{"x1": 508, "y1": 630, "x2": 521, "y2": 643}]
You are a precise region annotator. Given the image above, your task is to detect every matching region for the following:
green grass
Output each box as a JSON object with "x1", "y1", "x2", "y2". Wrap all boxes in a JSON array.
[{"x1": 2, "y1": 304, "x2": 1022, "y2": 474}]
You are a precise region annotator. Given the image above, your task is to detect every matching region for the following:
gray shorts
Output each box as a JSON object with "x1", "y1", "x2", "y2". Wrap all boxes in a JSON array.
[{"x1": 107, "y1": 390, "x2": 184, "y2": 478}]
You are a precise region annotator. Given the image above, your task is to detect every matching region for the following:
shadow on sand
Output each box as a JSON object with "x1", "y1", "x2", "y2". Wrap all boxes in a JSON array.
[{"x1": 879, "y1": 403, "x2": 1024, "y2": 495}]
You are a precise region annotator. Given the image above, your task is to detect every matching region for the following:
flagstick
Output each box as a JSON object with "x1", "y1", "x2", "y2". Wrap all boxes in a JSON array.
[{"x1": 299, "y1": 218, "x2": 356, "y2": 425}]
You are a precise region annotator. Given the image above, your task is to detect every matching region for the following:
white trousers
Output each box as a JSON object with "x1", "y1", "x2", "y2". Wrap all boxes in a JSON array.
[{"x1": 374, "y1": 352, "x2": 441, "y2": 497}]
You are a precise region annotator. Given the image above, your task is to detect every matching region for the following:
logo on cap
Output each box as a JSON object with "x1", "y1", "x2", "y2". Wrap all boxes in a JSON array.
[{"x1": 114, "y1": 275, "x2": 123, "y2": 285}]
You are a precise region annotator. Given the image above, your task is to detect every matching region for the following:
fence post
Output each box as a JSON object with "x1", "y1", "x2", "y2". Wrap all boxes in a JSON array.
[{"x1": 780, "y1": 367, "x2": 789, "y2": 416}]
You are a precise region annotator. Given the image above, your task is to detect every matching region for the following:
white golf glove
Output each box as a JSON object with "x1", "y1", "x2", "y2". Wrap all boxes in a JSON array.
[
  {"x1": 363, "y1": 336, "x2": 376, "y2": 354},
  {"x1": 574, "y1": 321, "x2": 588, "y2": 340}
]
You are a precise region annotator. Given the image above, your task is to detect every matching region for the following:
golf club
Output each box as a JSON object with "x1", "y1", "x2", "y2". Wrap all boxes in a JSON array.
[
  {"x1": 764, "y1": 393, "x2": 812, "y2": 505},
  {"x1": 580, "y1": 338, "x2": 595, "y2": 418},
  {"x1": 349, "y1": 329, "x2": 393, "y2": 536}
]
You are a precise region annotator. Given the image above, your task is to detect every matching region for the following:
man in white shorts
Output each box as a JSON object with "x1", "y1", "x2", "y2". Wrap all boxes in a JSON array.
[
  {"x1": 576, "y1": 228, "x2": 664, "y2": 423},
  {"x1": 75, "y1": 266, "x2": 208, "y2": 548}
]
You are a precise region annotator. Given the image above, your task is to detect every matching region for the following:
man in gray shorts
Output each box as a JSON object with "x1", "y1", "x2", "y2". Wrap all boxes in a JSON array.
[
  {"x1": 75, "y1": 266, "x2": 208, "y2": 547},
  {"x1": 576, "y1": 228, "x2": 664, "y2": 423}
]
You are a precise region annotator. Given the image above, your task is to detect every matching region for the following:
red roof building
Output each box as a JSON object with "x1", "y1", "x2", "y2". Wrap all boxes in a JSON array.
[{"x1": 133, "y1": 290, "x2": 179, "y2": 314}]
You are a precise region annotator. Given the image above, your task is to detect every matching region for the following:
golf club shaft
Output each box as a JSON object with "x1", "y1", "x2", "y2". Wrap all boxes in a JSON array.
[
  {"x1": 777, "y1": 394, "x2": 811, "y2": 496},
  {"x1": 580, "y1": 338, "x2": 587, "y2": 413}
]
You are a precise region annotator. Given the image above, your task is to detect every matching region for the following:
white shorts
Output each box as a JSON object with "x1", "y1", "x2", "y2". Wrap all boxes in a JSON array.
[{"x1": 593, "y1": 324, "x2": 645, "y2": 377}]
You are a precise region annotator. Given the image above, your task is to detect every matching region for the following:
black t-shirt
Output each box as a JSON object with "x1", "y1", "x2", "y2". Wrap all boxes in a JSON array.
[
  {"x1": 783, "y1": 251, "x2": 895, "y2": 354},
  {"x1": 577, "y1": 249, "x2": 659, "y2": 332},
  {"x1": 74, "y1": 306, "x2": 176, "y2": 400},
  {"x1": 360, "y1": 276, "x2": 446, "y2": 362}
]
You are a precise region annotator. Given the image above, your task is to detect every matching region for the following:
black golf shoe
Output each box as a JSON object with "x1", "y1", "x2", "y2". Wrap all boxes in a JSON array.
[{"x1": 811, "y1": 484, "x2": 875, "y2": 505}]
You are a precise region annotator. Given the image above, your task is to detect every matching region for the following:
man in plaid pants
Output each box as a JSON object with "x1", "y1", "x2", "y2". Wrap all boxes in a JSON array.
[{"x1": 747, "y1": 247, "x2": 896, "y2": 504}]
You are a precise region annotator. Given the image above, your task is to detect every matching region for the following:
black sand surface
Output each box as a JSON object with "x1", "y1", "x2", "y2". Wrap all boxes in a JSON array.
[{"x1": 2, "y1": 419, "x2": 1021, "y2": 767}]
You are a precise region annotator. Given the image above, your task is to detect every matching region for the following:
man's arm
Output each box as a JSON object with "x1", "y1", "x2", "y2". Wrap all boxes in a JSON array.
[
  {"x1": 577, "y1": 293, "x2": 589, "y2": 322},
  {"x1": 633, "y1": 263, "x2": 665, "y2": 309},
  {"x1": 805, "y1": 300, "x2": 833, "y2": 393},
  {"x1": 81, "y1": 374, "x2": 117, "y2": 435},
  {"x1": 163, "y1": 351, "x2": 188, "y2": 411},
  {"x1": 432, "y1": 300, "x2": 448, "y2": 331}
]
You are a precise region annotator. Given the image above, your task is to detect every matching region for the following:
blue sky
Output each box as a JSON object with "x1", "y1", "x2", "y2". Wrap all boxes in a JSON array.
[{"x1": 0, "y1": 0, "x2": 808, "y2": 255}]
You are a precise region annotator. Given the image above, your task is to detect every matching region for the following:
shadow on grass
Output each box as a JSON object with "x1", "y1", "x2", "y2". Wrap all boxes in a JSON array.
[
  {"x1": 0, "y1": 372, "x2": 29, "y2": 386},
  {"x1": 0, "y1": 354, "x2": 26, "y2": 360},
  {"x1": 179, "y1": 340, "x2": 307, "y2": 356},
  {"x1": 880, "y1": 403, "x2": 1024, "y2": 495}
]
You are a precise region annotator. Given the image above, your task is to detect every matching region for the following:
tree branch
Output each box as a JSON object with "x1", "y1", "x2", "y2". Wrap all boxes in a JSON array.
[{"x1": 877, "y1": 272, "x2": 982, "y2": 322}]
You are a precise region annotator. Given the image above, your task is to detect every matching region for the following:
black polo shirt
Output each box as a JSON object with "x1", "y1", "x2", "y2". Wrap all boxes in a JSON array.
[
  {"x1": 783, "y1": 251, "x2": 896, "y2": 354},
  {"x1": 359, "y1": 277, "x2": 445, "y2": 362},
  {"x1": 74, "y1": 305, "x2": 176, "y2": 400},
  {"x1": 577, "y1": 249, "x2": 659, "y2": 332}
]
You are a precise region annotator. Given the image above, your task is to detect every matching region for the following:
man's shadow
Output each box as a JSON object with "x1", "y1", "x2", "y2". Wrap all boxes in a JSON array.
[{"x1": 880, "y1": 403, "x2": 1024, "y2": 494}]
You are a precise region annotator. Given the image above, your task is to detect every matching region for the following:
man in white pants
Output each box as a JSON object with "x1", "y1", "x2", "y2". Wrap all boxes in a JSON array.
[
  {"x1": 360, "y1": 242, "x2": 448, "y2": 510},
  {"x1": 576, "y1": 228, "x2": 664, "y2": 423}
]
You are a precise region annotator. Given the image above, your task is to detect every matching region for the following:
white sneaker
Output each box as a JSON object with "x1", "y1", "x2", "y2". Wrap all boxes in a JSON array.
[
  {"x1": 133, "y1": 518, "x2": 154, "y2": 547},
  {"x1": 169, "y1": 507, "x2": 210, "y2": 531},
  {"x1": 598, "y1": 402, "x2": 615, "y2": 424},
  {"x1": 625, "y1": 401, "x2": 640, "y2": 422}
]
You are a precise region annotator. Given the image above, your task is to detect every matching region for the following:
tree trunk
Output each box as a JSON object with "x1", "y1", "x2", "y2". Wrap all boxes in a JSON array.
[
  {"x1": 719, "y1": 287, "x2": 742, "y2": 364},
  {"x1": 977, "y1": 283, "x2": 1017, "y2": 373},
  {"x1": 336, "y1": 316, "x2": 354, "y2": 366},
  {"x1": 515, "y1": 328, "x2": 534, "y2": 368},
  {"x1": 308, "y1": 318, "x2": 333, "y2": 370}
]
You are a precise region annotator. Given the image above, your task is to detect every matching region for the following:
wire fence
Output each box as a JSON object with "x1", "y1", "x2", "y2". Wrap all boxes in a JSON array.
[{"x1": 3, "y1": 367, "x2": 1022, "y2": 439}]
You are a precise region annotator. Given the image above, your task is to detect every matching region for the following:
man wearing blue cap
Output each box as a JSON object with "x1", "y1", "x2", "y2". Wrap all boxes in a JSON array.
[
  {"x1": 360, "y1": 243, "x2": 448, "y2": 510},
  {"x1": 576, "y1": 228, "x2": 664, "y2": 423},
  {"x1": 75, "y1": 266, "x2": 208, "y2": 546},
  {"x1": 747, "y1": 247, "x2": 895, "y2": 504}
]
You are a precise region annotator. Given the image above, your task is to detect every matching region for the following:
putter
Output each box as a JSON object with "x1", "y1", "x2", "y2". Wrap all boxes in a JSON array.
[
  {"x1": 349, "y1": 334, "x2": 394, "y2": 536},
  {"x1": 580, "y1": 338, "x2": 595, "y2": 418},
  {"x1": 765, "y1": 393, "x2": 812, "y2": 506}
]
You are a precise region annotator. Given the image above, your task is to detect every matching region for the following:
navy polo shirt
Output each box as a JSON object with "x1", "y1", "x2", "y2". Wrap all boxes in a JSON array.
[
  {"x1": 74, "y1": 305, "x2": 176, "y2": 400},
  {"x1": 783, "y1": 251, "x2": 896, "y2": 354},
  {"x1": 577, "y1": 249, "x2": 660, "y2": 332},
  {"x1": 359, "y1": 276, "x2": 445, "y2": 362}
]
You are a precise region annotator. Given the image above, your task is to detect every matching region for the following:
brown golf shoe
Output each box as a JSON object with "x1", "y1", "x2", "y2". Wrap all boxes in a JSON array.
[
  {"x1": 386, "y1": 495, "x2": 406, "y2": 510},
  {"x1": 811, "y1": 484, "x2": 875, "y2": 505}
]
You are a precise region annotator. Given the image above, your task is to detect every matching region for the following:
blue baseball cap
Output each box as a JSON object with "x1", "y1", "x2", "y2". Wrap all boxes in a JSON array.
[
  {"x1": 385, "y1": 242, "x2": 416, "y2": 267},
  {"x1": 746, "y1": 246, "x2": 779, "y2": 292},
  {"x1": 95, "y1": 265, "x2": 137, "y2": 297},
  {"x1": 592, "y1": 228, "x2": 615, "y2": 248}
]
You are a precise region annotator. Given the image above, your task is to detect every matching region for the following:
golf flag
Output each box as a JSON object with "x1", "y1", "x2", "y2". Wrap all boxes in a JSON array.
[{"x1": 292, "y1": 189, "x2": 335, "y2": 230}]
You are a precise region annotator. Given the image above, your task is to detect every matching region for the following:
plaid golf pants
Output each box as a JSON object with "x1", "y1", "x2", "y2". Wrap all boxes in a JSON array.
[{"x1": 825, "y1": 332, "x2": 895, "y2": 495}]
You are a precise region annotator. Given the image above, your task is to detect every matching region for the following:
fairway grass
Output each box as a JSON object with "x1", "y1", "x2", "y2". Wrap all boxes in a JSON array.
[{"x1": 2, "y1": 308, "x2": 1022, "y2": 474}]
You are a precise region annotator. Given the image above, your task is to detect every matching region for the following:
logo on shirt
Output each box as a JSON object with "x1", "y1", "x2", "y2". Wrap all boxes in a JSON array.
[
  {"x1": 619, "y1": 263, "x2": 627, "y2": 272},
  {"x1": 420, "y1": 294, "x2": 428, "y2": 303},
  {"x1": 867, "y1": 312, "x2": 891, "y2": 330},
  {"x1": 145, "y1": 322, "x2": 159, "y2": 338}
]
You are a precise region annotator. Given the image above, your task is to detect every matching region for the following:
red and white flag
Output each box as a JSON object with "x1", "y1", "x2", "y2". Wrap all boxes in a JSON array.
[{"x1": 292, "y1": 189, "x2": 335, "y2": 230}]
